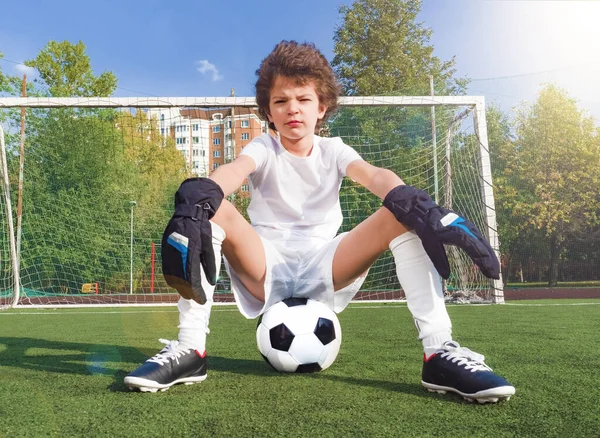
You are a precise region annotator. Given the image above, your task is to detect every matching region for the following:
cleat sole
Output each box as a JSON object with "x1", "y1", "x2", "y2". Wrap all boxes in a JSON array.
[
  {"x1": 422, "y1": 381, "x2": 515, "y2": 404},
  {"x1": 427, "y1": 389, "x2": 447, "y2": 395},
  {"x1": 125, "y1": 374, "x2": 206, "y2": 393}
]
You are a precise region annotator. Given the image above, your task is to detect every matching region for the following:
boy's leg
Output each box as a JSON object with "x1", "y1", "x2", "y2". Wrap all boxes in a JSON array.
[
  {"x1": 333, "y1": 207, "x2": 514, "y2": 403},
  {"x1": 178, "y1": 199, "x2": 268, "y2": 349},
  {"x1": 332, "y1": 207, "x2": 452, "y2": 351},
  {"x1": 211, "y1": 200, "x2": 267, "y2": 302},
  {"x1": 125, "y1": 200, "x2": 266, "y2": 392},
  {"x1": 124, "y1": 221, "x2": 225, "y2": 392}
]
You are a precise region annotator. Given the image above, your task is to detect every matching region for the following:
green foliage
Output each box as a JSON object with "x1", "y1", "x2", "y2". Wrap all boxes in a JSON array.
[
  {"x1": 24, "y1": 40, "x2": 117, "y2": 97},
  {"x1": 332, "y1": 0, "x2": 468, "y2": 96},
  {"x1": 0, "y1": 51, "x2": 10, "y2": 93},
  {"x1": 2, "y1": 41, "x2": 188, "y2": 295},
  {"x1": 8, "y1": 108, "x2": 186, "y2": 294},
  {"x1": 490, "y1": 86, "x2": 600, "y2": 285}
]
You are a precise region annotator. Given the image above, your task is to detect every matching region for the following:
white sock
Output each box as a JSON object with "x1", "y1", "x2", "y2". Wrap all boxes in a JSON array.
[
  {"x1": 389, "y1": 231, "x2": 453, "y2": 356},
  {"x1": 177, "y1": 221, "x2": 226, "y2": 352}
]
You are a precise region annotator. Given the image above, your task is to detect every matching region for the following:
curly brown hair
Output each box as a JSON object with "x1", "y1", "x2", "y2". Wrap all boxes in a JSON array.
[{"x1": 255, "y1": 40, "x2": 341, "y2": 133}]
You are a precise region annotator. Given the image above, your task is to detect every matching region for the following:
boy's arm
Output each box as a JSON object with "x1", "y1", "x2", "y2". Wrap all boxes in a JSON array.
[
  {"x1": 346, "y1": 159, "x2": 500, "y2": 280},
  {"x1": 208, "y1": 155, "x2": 256, "y2": 196},
  {"x1": 346, "y1": 159, "x2": 404, "y2": 199}
]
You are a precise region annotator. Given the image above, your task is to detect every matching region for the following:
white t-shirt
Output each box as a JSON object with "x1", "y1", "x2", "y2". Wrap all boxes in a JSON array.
[{"x1": 240, "y1": 133, "x2": 362, "y2": 253}]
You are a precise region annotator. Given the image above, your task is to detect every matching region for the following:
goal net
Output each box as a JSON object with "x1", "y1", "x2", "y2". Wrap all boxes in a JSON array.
[{"x1": 0, "y1": 96, "x2": 503, "y2": 309}]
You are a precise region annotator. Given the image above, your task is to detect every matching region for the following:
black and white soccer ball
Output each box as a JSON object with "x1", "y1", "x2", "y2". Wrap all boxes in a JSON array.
[{"x1": 256, "y1": 298, "x2": 342, "y2": 373}]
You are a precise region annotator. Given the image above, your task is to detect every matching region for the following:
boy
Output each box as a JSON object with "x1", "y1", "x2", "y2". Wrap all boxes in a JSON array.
[{"x1": 125, "y1": 41, "x2": 515, "y2": 403}]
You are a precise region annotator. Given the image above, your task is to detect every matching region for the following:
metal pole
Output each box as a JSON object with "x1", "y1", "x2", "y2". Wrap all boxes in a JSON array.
[
  {"x1": 430, "y1": 75, "x2": 439, "y2": 203},
  {"x1": 129, "y1": 201, "x2": 136, "y2": 294},
  {"x1": 16, "y1": 75, "x2": 26, "y2": 270},
  {"x1": 472, "y1": 99, "x2": 504, "y2": 303},
  {"x1": 0, "y1": 126, "x2": 20, "y2": 308}
]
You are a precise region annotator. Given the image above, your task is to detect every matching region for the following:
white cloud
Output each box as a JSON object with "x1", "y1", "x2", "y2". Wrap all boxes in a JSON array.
[
  {"x1": 195, "y1": 60, "x2": 223, "y2": 81},
  {"x1": 14, "y1": 64, "x2": 37, "y2": 76}
]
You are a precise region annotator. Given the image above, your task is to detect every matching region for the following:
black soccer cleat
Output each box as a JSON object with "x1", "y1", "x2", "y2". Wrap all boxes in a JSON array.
[
  {"x1": 124, "y1": 339, "x2": 207, "y2": 393},
  {"x1": 421, "y1": 341, "x2": 515, "y2": 404}
]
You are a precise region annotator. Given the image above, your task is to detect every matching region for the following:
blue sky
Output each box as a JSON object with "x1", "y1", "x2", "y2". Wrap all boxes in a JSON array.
[{"x1": 1, "y1": 0, "x2": 599, "y2": 120}]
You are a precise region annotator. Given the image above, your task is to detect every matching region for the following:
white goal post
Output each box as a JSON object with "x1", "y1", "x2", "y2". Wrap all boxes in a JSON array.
[{"x1": 0, "y1": 96, "x2": 503, "y2": 309}]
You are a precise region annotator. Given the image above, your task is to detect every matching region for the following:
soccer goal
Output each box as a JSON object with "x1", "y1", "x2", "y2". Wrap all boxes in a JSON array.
[{"x1": 0, "y1": 96, "x2": 503, "y2": 309}]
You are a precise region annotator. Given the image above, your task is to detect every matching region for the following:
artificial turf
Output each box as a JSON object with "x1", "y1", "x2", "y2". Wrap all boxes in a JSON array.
[{"x1": 0, "y1": 300, "x2": 598, "y2": 437}]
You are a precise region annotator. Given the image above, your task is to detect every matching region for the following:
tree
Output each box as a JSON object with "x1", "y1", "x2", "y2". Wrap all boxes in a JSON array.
[
  {"x1": 16, "y1": 109, "x2": 187, "y2": 294},
  {"x1": 330, "y1": 0, "x2": 469, "y2": 179},
  {"x1": 0, "y1": 51, "x2": 10, "y2": 93},
  {"x1": 24, "y1": 40, "x2": 117, "y2": 97},
  {"x1": 500, "y1": 85, "x2": 600, "y2": 286},
  {"x1": 332, "y1": 0, "x2": 467, "y2": 96}
]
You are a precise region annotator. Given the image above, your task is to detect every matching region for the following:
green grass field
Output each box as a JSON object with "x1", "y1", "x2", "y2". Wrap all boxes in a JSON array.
[{"x1": 1, "y1": 300, "x2": 599, "y2": 437}]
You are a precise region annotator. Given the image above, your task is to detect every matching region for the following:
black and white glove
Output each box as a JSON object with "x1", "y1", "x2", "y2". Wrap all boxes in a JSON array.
[
  {"x1": 161, "y1": 178, "x2": 224, "y2": 304},
  {"x1": 383, "y1": 185, "x2": 500, "y2": 280}
]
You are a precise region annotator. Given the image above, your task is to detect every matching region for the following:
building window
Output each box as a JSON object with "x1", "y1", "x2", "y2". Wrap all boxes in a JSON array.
[
  {"x1": 212, "y1": 125, "x2": 221, "y2": 133},
  {"x1": 193, "y1": 124, "x2": 199, "y2": 131},
  {"x1": 193, "y1": 136, "x2": 199, "y2": 143},
  {"x1": 241, "y1": 133, "x2": 250, "y2": 141},
  {"x1": 241, "y1": 184, "x2": 249, "y2": 192},
  {"x1": 241, "y1": 120, "x2": 249, "y2": 128},
  {"x1": 212, "y1": 138, "x2": 221, "y2": 145},
  {"x1": 212, "y1": 163, "x2": 220, "y2": 170},
  {"x1": 213, "y1": 150, "x2": 221, "y2": 158},
  {"x1": 225, "y1": 134, "x2": 232, "y2": 141},
  {"x1": 160, "y1": 114, "x2": 165, "y2": 121},
  {"x1": 161, "y1": 128, "x2": 165, "y2": 135},
  {"x1": 194, "y1": 161, "x2": 199, "y2": 169},
  {"x1": 226, "y1": 120, "x2": 232, "y2": 128}
]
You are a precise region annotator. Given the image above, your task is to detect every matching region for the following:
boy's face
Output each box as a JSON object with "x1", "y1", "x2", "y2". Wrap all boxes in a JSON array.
[{"x1": 267, "y1": 76, "x2": 327, "y2": 148}]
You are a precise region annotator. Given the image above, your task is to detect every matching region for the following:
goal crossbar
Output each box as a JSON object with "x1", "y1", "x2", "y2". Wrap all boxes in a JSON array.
[{"x1": 0, "y1": 96, "x2": 484, "y2": 109}]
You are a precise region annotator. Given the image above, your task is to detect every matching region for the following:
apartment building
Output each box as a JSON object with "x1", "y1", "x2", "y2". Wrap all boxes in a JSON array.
[{"x1": 147, "y1": 107, "x2": 265, "y2": 189}]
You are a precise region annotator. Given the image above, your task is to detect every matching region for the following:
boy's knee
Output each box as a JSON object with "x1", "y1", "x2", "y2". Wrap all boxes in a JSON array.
[{"x1": 211, "y1": 200, "x2": 240, "y2": 228}]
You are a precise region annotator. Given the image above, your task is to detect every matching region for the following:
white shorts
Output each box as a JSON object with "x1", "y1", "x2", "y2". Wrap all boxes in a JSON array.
[{"x1": 224, "y1": 233, "x2": 368, "y2": 319}]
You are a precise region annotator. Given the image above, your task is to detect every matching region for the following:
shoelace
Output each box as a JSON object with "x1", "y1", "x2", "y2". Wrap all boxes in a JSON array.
[
  {"x1": 147, "y1": 338, "x2": 192, "y2": 366},
  {"x1": 439, "y1": 342, "x2": 492, "y2": 372}
]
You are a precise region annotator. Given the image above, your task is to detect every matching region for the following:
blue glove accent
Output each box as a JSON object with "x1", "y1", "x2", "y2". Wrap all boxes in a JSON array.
[
  {"x1": 167, "y1": 233, "x2": 189, "y2": 279},
  {"x1": 447, "y1": 216, "x2": 477, "y2": 239}
]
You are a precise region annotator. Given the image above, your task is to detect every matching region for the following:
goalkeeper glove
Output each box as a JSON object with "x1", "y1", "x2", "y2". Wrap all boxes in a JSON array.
[
  {"x1": 383, "y1": 184, "x2": 500, "y2": 280},
  {"x1": 161, "y1": 178, "x2": 224, "y2": 304}
]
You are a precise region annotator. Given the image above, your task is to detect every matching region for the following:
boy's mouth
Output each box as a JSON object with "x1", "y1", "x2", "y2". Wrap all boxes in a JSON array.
[{"x1": 286, "y1": 120, "x2": 301, "y2": 127}]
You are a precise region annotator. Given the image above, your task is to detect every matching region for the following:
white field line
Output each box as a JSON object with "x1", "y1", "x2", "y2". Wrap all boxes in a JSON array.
[
  {"x1": 505, "y1": 302, "x2": 600, "y2": 307},
  {"x1": 0, "y1": 302, "x2": 408, "y2": 316},
  {"x1": 1, "y1": 300, "x2": 598, "y2": 316}
]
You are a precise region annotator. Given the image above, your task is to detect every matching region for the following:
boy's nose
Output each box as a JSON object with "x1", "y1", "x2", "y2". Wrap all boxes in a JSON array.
[{"x1": 287, "y1": 101, "x2": 299, "y2": 114}]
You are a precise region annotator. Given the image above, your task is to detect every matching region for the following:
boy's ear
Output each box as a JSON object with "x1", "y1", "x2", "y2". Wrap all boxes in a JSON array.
[{"x1": 318, "y1": 104, "x2": 328, "y2": 119}]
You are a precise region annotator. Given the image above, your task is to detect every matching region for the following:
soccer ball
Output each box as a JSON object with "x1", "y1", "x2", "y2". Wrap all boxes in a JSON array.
[{"x1": 256, "y1": 298, "x2": 342, "y2": 373}]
